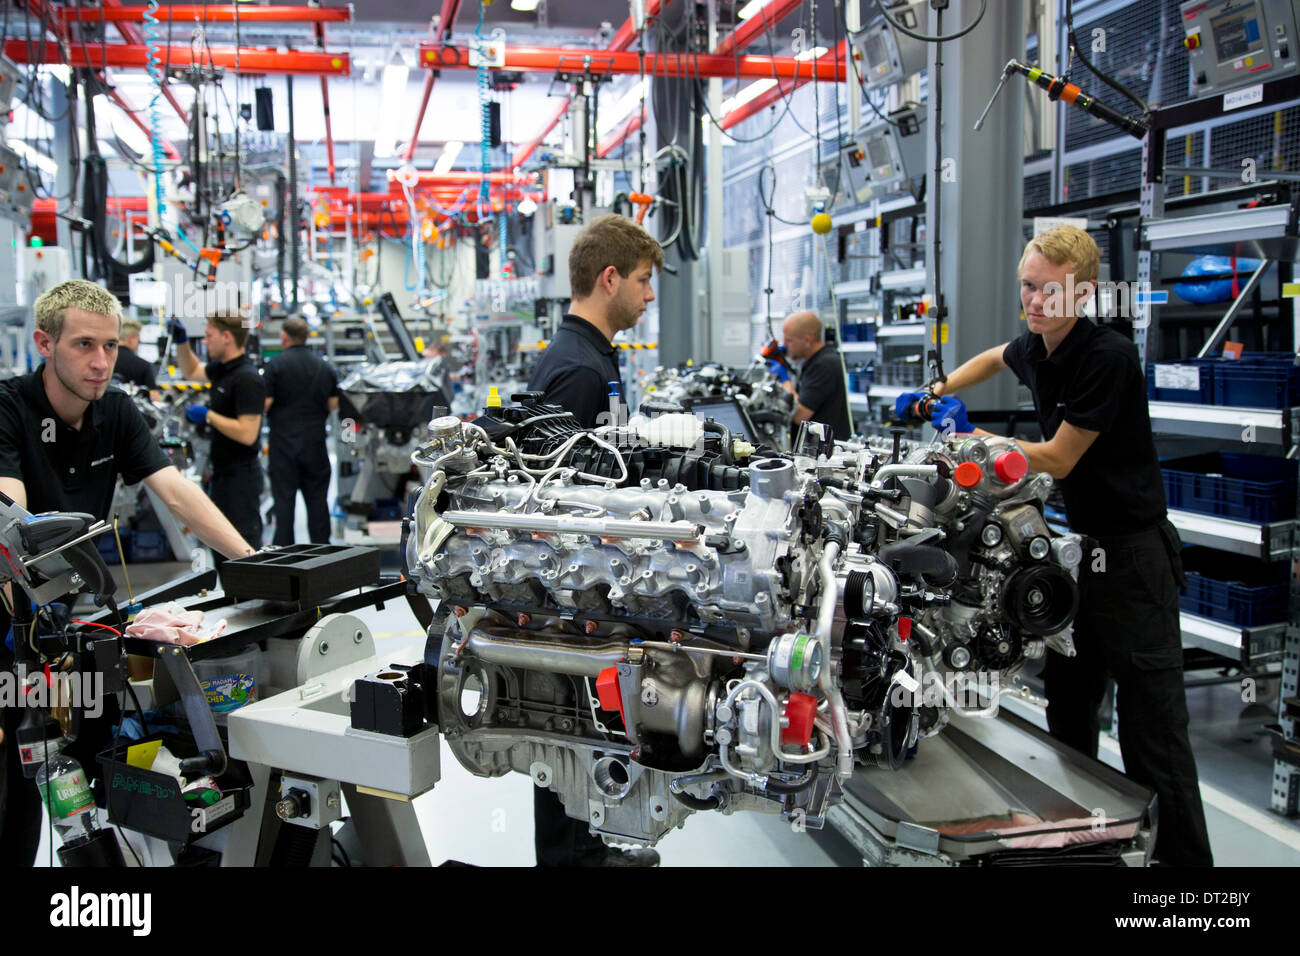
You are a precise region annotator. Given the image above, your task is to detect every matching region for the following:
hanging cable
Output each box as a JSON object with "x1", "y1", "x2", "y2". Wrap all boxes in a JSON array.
[
  {"x1": 1064, "y1": 0, "x2": 1149, "y2": 113},
  {"x1": 878, "y1": 0, "x2": 988, "y2": 43}
]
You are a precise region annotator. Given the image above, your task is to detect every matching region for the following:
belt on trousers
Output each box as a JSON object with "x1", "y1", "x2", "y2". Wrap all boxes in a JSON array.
[{"x1": 1082, "y1": 518, "x2": 1186, "y2": 588}]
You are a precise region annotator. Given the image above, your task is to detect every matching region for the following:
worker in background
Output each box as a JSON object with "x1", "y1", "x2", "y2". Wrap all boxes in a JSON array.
[
  {"x1": 0, "y1": 280, "x2": 260, "y2": 866},
  {"x1": 894, "y1": 225, "x2": 1212, "y2": 866},
  {"x1": 169, "y1": 312, "x2": 267, "y2": 572},
  {"x1": 773, "y1": 310, "x2": 851, "y2": 441},
  {"x1": 526, "y1": 213, "x2": 664, "y2": 866},
  {"x1": 263, "y1": 318, "x2": 339, "y2": 545},
  {"x1": 112, "y1": 318, "x2": 158, "y2": 391},
  {"x1": 419, "y1": 336, "x2": 456, "y2": 409}
]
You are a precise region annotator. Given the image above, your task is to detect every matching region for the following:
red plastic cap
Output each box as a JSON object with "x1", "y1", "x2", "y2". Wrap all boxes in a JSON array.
[
  {"x1": 994, "y1": 451, "x2": 1028, "y2": 483},
  {"x1": 782, "y1": 693, "x2": 818, "y2": 747},
  {"x1": 953, "y1": 462, "x2": 983, "y2": 488},
  {"x1": 897, "y1": 617, "x2": 912, "y2": 642},
  {"x1": 595, "y1": 667, "x2": 625, "y2": 724}
]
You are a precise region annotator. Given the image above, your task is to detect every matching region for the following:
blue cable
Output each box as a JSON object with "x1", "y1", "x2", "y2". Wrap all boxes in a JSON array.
[{"x1": 143, "y1": 1, "x2": 202, "y2": 256}]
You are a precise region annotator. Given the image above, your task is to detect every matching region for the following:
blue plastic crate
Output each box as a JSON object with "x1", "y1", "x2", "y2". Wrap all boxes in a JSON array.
[
  {"x1": 1146, "y1": 360, "x2": 1215, "y2": 404},
  {"x1": 841, "y1": 323, "x2": 860, "y2": 342},
  {"x1": 130, "y1": 530, "x2": 170, "y2": 563},
  {"x1": 372, "y1": 498, "x2": 402, "y2": 521},
  {"x1": 1161, "y1": 452, "x2": 1298, "y2": 523},
  {"x1": 96, "y1": 533, "x2": 128, "y2": 565},
  {"x1": 1213, "y1": 360, "x2": 1300, "y2": 408},
  {"x1": 1178, "y1": 549, "x2": 1289, "y2": 627}
]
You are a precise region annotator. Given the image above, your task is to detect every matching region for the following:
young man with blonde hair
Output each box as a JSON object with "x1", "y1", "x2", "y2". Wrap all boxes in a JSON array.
[
  {"x1": 112, "y1": 317, "x2": 158, "y2": 390},
  {"x1": 0, "y1": 279, "x2": 261, "y2": 865},
  {"x1": 894, "y1": 225, "x2": 1213, "y2": 866}
]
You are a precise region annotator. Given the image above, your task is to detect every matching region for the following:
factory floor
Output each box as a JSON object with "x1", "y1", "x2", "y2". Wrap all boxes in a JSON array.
[{"x1": 31, "y1": 479, "x2": 1300, "y2": 866}]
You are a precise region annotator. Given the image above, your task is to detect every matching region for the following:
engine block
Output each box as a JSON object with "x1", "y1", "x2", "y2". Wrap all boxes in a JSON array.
[{"x1": 402, "y1": 399, "x2": 1082, "y2": 846}]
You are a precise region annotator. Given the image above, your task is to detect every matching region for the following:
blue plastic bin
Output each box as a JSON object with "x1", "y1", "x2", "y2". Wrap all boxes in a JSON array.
[
  {"x1": 130, "y1": 530, "x2": 170, "y2": 562},
  {"x1": 1146, "y1": 360, "x2": 1215, "y2": 404},
  {"x1": 1161, "y1": 452, "x2": 1298, "y2": 523},
  {"x1": 1178, "y1": 548, "x2": 1290, "y2": 627},
  {"x1": 1212, "y1": 358, "x2": 1300, "y2": 409}
]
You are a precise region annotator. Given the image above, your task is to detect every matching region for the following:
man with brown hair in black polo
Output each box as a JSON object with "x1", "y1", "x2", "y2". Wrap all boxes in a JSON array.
[
  {"x1": 170, "y1": 312, "x2": 266, "y2": 570},
  {"x1": 526, "y1": 214, "x2": 664, "y2": 866}
]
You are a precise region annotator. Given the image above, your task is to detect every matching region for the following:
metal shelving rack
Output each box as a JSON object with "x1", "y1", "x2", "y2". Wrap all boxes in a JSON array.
[{"x1": 1132, "y1": 74, "x2": 1300, "y2": 815}]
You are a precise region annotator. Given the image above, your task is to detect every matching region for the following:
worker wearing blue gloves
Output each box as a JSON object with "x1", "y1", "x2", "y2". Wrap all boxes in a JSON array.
[
  {"x1": 184, "y1": 403, "x2": 209, "y2": 424},
  {"x1": 909, "y1": 225, "x2": 1211, "y2": 867},
  {"x1": 892, "y1": 391, "x2": 972, "y2": 435},
  {"x1": 766, "y1": 356, "x2": 791, "y2": 383}
]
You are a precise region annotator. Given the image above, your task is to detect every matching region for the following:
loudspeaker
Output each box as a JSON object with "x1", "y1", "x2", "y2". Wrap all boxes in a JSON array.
[{"x1": 255, "y1": 87, "x2": 275, "y2": 131}]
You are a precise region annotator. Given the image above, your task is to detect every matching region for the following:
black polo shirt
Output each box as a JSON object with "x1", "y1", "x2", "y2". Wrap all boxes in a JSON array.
[
  {"x1": 0, "y1": 365, "x2": 170, "y2": 518},
  {"x1": 797, "y1": 345, "x2": 851, "y2": 441},
  {"x1": 264, "y1": 344, "x2": 339, "y2": 447},
  {"x1": 205, "y1": 354, "x2": 265, "y2": 469},
  {"x1": 526, "y1": 315, "x2": 623, "y2": 428},
  {"x1": 112, "y1": 346, "x2": 157, "y2": 390},
  {"x1": 1002, "y1": 316, "x2": 1166, "y2": 537}
]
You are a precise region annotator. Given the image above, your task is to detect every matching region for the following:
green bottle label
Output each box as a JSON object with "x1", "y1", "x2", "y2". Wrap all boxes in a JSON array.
[{"x1": 39, "y1": 769, "x2": 95, "y2": 820}]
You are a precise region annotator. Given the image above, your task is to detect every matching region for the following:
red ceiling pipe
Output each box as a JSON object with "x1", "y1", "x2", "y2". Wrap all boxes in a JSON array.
[
  {"x1": 3, "y1": 40, "x2": 351, "y2": 76},
  {"x1": 59, "y1": 5, "x2": 352, "y2": 23},
  {"x1": 510, "y1": 0, "x2": 667, "y2": 170},
  {"x1": 98, "y1": 0, "x2": 190, "y2": 127},
  {"x1": 417, "y1": 44, "x2": 845, "y2": 82},
  {"x1": 721, "y1": 40, "x2": 847, "y2": 130},
  {"x1": 600, "y1": 0, "x2": 804, "y2": 156},
  {"x1": 404, "y1": 0, "x2": 464, "y2": 162}
]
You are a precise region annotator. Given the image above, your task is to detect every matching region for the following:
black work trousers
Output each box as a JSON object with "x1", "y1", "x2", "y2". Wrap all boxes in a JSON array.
[
  {"x1": 0, "y1": 702, "x2": 43, "y2": 866},
  {"x1": 208, "y1": 459, "x2": 264, "y2": 576},
  {"x1": 268, "y1": 439, "x2": 331, "y2": 546},
  {"x1": 1044, "y1": 519, "x2": 1214, "y2": 866},
  {"x1": 534, "y1": 786, "x2": 608, "y2": 866}
]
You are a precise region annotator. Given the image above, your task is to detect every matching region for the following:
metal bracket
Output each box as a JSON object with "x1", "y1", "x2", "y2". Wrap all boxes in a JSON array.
[
  {"x1": 158, "y1": 645, "x2": 227, "y2": 776},
  {"x1": 894, "y1": 820, "x2": 941, "y2": 856}
]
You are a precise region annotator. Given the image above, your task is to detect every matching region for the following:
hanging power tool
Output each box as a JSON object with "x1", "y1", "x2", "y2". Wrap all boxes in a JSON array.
[{"x1": 975, "y1": 60, "x2": 1149, "y2": 140}]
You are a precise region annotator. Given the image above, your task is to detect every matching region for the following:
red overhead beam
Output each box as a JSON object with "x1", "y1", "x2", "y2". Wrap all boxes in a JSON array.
[
  {"x1": 387, "y1": 170, "x2": 540, "y2": 186},
  {"x1": 97, "y1": 0, "x2": 190, "y2": 128},
  {"x1": 105, "y1": 88, "x2": 182, "y2": 160},
  {"x1": 714, "y1": 0, "x2": 805, "y2": 58},
  {"x1": 404, "y1": 0, "x2": 465, "y2": 161},
  {"x1": 313, "y1": 21, "x2": 337, "y2": 186},
  {"x1": 4, "y1": 40, "x2": 351, "y2": 76},
  {"x1": 418, "y1": 44, "x2": 844, "y2": 82},
  {"x1": 721, "y1": 41, "x2": 847, "y2": 130},
  {"x1": 513, "y1": 0, "x2": 666, "y2": 170},
  {"x1": 59, "y1": 4, "x2": 352, "y2": 23},
  {"x1": 600, "y1": 0, "x2": 805, "y2": 157}
]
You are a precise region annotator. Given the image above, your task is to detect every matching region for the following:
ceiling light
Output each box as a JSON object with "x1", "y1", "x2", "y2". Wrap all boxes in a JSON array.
[
  {"x1": 517, "y1": 197, "x2": 538, "y2": 216},
  {"x1": 9, "y1": 141, "x2": 57, "y2": 176},
  {"x1": 720, "y1": 78, "x2": 777, "y2": 115},
  {"x1": 737, "y1": 0, "x2": 767, "y2": 20},
  {"x1": 596, "y1": 77, "x2": 650, "y2": 138},
  {"x1": 795, "y1": 46, "x2": 829, "y2": 60},
  {"x1": 372, "y1": 50, "x2": 411, "y2": 158},
  {"x1": 511, "y1": 0, "x2": 540, "y2": 10},
  {"x1": 433, "y1": 140, "x2": 464, "y2": 175}
]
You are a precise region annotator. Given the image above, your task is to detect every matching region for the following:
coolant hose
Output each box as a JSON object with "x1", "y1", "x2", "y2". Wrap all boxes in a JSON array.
[{"x1": 816, "y1": 541, "x2": 855, "y2": 779}]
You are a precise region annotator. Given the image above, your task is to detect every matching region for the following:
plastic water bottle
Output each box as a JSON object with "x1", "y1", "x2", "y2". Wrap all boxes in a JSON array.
[{"x1": 35, "y1": 750, "x2": 99, "y2": 847}]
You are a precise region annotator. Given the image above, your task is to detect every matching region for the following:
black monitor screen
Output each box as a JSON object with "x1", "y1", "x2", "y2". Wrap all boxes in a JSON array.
[{"x1": 688, "y1": 399, "x2": 753, "y2": 440}]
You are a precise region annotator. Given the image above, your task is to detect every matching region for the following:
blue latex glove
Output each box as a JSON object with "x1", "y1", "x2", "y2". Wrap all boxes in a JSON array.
[
  {"x1": 166, "y1": 318, "x2": 188, "y2": 345},
  {"x1": 184, "y1": 404, "x2": 210, "y2": 424},
  {"x1": 929, "y1": 396, "x2": 972, "y2": 435},
  {"x1": 766, "y1": 359, "x2": 791, "y2": 383},
  {"x1": 893, "y1": 390, "x2": 926, "y2": 420}
]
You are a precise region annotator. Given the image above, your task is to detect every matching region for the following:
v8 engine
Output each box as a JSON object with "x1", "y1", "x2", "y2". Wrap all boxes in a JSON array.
[{"x1": 403, "y1": 397, "x2": 1082, "y2": 846}]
